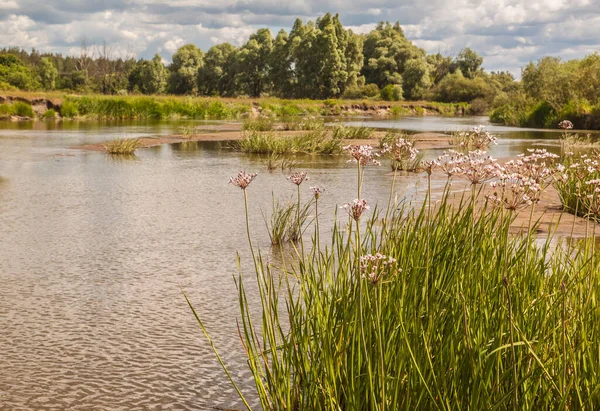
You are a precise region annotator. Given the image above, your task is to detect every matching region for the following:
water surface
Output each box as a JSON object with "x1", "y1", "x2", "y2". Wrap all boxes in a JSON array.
[{"x1": 0, "y1": 117, "x2": 588, "y2": 409}]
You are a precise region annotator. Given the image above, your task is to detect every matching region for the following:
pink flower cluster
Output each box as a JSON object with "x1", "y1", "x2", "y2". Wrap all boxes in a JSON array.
[
  {"x1": 456, "y1": 126, "x2": 498, "y2": 150},
  {"x1": 342, "y1": 199, "x2": 370, "y2": 221},
  {"x1": 558, "y1": 120, "x2": 574, "y2": 130},
  {"x1": 437, "y1": 150, "x2": 501, "y2": 184},
  {"x1": 382, "y1": 139, "x2": 419, "y2": 162},
  {"x1": 360, "y1": 253, "x2": 401, "y2": 285},
  {"x1": 310, "y1": 186, "x2": 325, "y2": 199},
  {"x1": 229, "y1": 170, "x2": 257, "y2": 189},
  {"x1": 344, "y1": 145, "x2": 381, "y2": 166},
  {"x1": 287, "y1": 171, "x2": 310, "y2": 186}
]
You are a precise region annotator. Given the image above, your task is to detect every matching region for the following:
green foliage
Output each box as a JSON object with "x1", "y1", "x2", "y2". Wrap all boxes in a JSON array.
[
  {"x1": 0, "y1": 103, "x2": 15, "y2": 115},
  {"x1": 58, "y1": 96, "x2": 249, "y2": 120},
  {"x1": 380, "y1": 84, "x2": 403, "y2": 101},
  {"x1": 402, "y1": 58, "x2": 431, "y2": 100},
  {"x1": 11, "y1": 101, "x2": 34, "y2": 117},
  {"x1": 0, "y1": 54, "x2": 40, "y2": 90},
  {"x1": 191, "y1": 173, "x2": 600, "y2": 410},
  {"x1": 242, "y1": 117, "x2": 275, "y2": 131},
  {"x1": 38, "y1": 57, "x2": 58, "y2": 90},
  {"x1": 455, "y1": 47, "x2": 483, "y2": 79},
  {"x1": 431, "y1": 71, "x2": 497, "y2": 103},
  {"x1": 362, "y1": 22, "x2": 422, "y2": 89},
  {"x1": 60, "y1": 100, "x2": 79, "y2": 118},
  {"x1": 236, "y1": 28, "x2": 273, "y2": 97},
  {"x1": 169, "y1": 44, "x2": 204, "y2": 94},
  {"x1": 236, "y1": 130, "x2": 343, "y2": 154},
  {"x1": 128, "y1": 54, "x2": 168, "y2": 94},
  {"x1": 331, "y1": 124, "x2": 373, "y2": 139},
  {"x1": 555, "y1": 152, "x2": 600, "y2": 219},
  {"x1": 41, "y1": 109, "x2": 57, "y2": 119},
  {"x1": 197, "y1": 43, "x2": 237, "y2": 96},
  {"x1": 342, "y1": 83, "x2": 380, "y2": 99}
]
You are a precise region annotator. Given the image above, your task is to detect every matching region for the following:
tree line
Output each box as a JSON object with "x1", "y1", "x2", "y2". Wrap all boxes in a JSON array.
[
  {"x1": 1, "y1": 12, "x2": 599, "y2": 127},
  {"x1": 1, "y1": 15, "x2": 505, "y2": 102}
]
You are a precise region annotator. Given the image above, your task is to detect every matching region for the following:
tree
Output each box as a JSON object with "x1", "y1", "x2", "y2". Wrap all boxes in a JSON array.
[
  {"x1": 169, "y1": 44, "x2": 203, "y2": 94},
  {"x1": 455, "y1": 48, "x2": 483, "y2": 79},
  {"x1": 197, "y1": 43, "x2": 237, "y2": 96},
  {"x1": 128, "y1": 54, "x2": 168, "y2": 94},
  {"x1": 402, "y1": 59, "x2": 431, "y2": 100},
  {"x1": 362, "y1": 22, "x2": 423, "y2": 89},
  {"x1": 0, "y1": 54, "x2": 40, "y2": 90},
  {"x1": 236, "y1": 28, "x2": 273, "y2": 97},
  {"x1": 426, "y1": 53, "x2": 455, "y2": 84},
  {"x1": 38, "y1": 57, "x2": 58, "y2": 90},
  {"x1": 269, "y1": 29, "x2": 294, "y2": 97}
]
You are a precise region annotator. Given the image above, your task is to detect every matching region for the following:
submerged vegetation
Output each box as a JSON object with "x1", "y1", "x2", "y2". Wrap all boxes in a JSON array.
[{"x1": 187, "y1": 138, "x2": 600, "y2": 410}]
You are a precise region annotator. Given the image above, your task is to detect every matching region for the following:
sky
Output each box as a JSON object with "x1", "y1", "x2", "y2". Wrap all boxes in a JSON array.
[{"x1": 1, "y1": 0, "x2": 599, "y2": 76}]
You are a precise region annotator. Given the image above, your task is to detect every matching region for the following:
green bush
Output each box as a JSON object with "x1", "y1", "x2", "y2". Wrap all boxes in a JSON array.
[
  {"x1": 525, "y1": 100, "x2": 556, "y2": 128},
  {"x1": 41, "y1": 109, "x2": 57, "y2": 119},
  {"x1": 12, "y1": 101, "x2": 35, "y2": 117},
  {"x1": 60, "y1": 100, "x2": 79, "y2": 118},
  {"x1": 380, "y1": 84, "x2": 403, "y2": 101},
  {"x1": 0, "y1": 103, "x2": 15, "y2": 115}
]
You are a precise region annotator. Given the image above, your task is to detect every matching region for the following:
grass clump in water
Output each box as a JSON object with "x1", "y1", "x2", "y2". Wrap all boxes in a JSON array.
[
  {"x1": 331, "y1": 124, "x2": 373, "y2": 139},
  {"x1": 242, "y1": 117, "x2": 275, "y2": 132},
  {"x1": 236, "y1": 130, "x2": 343, "y2": 155},
  {"x1": 103, "y1": 138, "x2": 142, "y2": 154}
]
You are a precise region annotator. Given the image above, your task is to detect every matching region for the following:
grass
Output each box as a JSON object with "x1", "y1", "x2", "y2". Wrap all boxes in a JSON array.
[
  {"x1": 331, "y1": 124, "x2": 374, "y2": 140},
  {"x1": 188, "y1": 147, "x2": 600, "y2": 410},
  {"x1": 103, "y1": 138, "x2": 142, "y2": 154},
  {"x1": 242, "y1": 118, "x2": 275, "y2": 132},
  {"x1": 555, "y1": 152, "x2": 600, "y2": 221},
  {"x1": 263, "y1": 195, "x2": 314, "y2": 245},
  {"x1": 235, "y1": 130, "x2": 344, "y2": 155},
  {"x1": 41, "y1": 109, "x2": 57, "y2": 119}
]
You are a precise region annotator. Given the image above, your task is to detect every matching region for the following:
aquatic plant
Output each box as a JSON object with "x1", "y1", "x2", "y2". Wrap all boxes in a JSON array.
[
  {"x1": 331, "y1": 124, "x2": 374, "y2": 140},
  {"x1": 103, "y1": 138, "x2": 142, "y2": 155},
  {"x1": 187, "y1": 146, "x2": 600, "y2": 411},
  {"x1": 242, "y1": 117, "x2": 275, "y2": 132},
  {"x1": 236, "y1": 130, "x2": 343, "y2": 155},
  {"x1": 381, "y1": 136, "x2": 422, "y2": 171},
  {"x1": 449, "y1": 125, "x2": 498, "y2": 151},
  {"x1": 555, "y1": 152, "x2": 600, "y2": 220}
]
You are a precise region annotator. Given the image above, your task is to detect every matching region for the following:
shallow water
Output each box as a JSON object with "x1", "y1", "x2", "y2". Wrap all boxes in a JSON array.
[{"x1": 0, "y1": 117, "x2": 589, "y2": 410}]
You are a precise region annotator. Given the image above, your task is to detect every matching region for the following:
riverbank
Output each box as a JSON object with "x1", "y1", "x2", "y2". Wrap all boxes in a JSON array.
[{"x1": 0, "y1": 93, "x2": 468, "y2": 121}]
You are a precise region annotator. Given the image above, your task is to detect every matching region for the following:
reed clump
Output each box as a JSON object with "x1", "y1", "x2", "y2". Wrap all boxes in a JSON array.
[
  {"x1": 103, "y1": 138, "x2": 142, "y2": 154},
  {"x1": 331, "y1": 124, "x2": 374, "y2": 139},
  {"x1": 236, "y1": 130, "x2": 343, "y2": 155},
  {"x1": 188, "y1": 143, "x2": 600, "y2": 410}
]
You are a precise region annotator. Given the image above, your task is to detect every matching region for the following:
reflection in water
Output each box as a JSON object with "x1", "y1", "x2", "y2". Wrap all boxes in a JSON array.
[{"x1": 0, "y1": 117, "x2": 595, "y2": 410}]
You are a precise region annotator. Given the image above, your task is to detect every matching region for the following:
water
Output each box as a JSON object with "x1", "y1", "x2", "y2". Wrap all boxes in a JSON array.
[{"x1": 0, "y1": 117, "x2": 588, "y2": 410}]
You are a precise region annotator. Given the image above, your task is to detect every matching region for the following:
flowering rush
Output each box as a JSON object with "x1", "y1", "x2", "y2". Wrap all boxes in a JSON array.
[
  {"x1": 360, "y1": 253, "x2": 401, "y2": 285},
  {"x1": 558, "y1": 120, "x2": 574, "y2": 130},
  {"x1": 344, "y1": 145, "x2": 381, "y2": 166},
  {"x1": 342, "y1": 198, "x2": 370, "y2": 221},
  {"x1": 229, "y1": 170, "x2": 257, "y2": 189},
  {"x1": 310, "y1": 186, "x2": 325, "y2": 199},
  {"x1": 287, "y1": 171, "x2": 309, "y2": 186}
]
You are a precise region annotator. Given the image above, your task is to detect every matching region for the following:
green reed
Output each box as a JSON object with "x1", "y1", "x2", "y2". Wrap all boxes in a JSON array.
[
  {"x1": 189, "y1": 158, "x2": 600, "y2": 410},
  {"x1": 332, "y1": 124, "x2": 374, "y2": 140},
  {"x1": 236, "y1": 130, "x2": 343, "y2": 155}
]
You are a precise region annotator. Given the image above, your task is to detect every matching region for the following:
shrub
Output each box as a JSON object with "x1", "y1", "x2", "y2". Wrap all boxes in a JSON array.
[
  {"x1": 380, "y1": 84, "x2": 403, "y2": 101},
  {"x1": 41, "y1": 109, "x2": 57, "y2": 119},
  {"x1": 12, "y1": 101, "x2": 34, "y2": 117},
  {"x1": 0, "y1": 103, "x2": 15, "y2": 116},
  {"x1": 60, "y1": 100, "x2": 79, "y2": 118}
]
